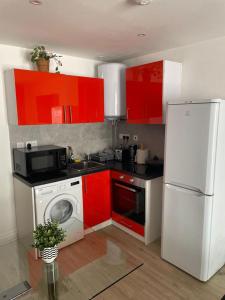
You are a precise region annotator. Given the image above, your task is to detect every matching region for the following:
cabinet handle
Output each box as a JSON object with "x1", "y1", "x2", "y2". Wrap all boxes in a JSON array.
[
  {"x1": 69, "y1": 106, "x2": 72, "y2": 123},
  {"x1": 63, "y1": 106, "x2": 67, "y2": 123}
]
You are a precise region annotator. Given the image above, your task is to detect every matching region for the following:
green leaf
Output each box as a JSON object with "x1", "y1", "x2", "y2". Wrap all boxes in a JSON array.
[{"x1": 32, "y1": 220, "x2": 66, "y2": 250}]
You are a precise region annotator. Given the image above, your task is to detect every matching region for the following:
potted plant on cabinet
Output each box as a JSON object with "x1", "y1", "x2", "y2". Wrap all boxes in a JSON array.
[
  {"x1": 33, "y1": 220, "x2": 66, "y2": 264},
  {"x1": 30, "y1": 45, "x2": 62, "y2": 73}
]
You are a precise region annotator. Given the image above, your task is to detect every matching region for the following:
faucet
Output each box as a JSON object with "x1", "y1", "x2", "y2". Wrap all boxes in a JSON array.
[
  {"x1": 84, "y1": 153, "x2": 91, "y2": 161},
  {"x1": 67, "y1": 146, "x2": 74, "y2": 163}
]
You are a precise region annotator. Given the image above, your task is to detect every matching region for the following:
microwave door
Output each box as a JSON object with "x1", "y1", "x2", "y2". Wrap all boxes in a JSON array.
[{"x1": 27, "y1": 151, "x2": 57, "y2": 175}]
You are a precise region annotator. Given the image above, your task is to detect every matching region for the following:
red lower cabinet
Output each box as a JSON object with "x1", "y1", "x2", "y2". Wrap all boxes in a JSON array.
[{"x1": 82, "y1": 170, "x2": 111, "y2": 228}]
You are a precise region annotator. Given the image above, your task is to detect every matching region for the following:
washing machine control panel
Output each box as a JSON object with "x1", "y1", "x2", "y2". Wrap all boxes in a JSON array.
[
  {"x1": 35, "y1": 185, "x2": 58, "y2": 196},
  {"x1": 35, "y1": 178, "x2": 81, "y2": 197},
  {"x1": 58, "y1": 183, "x2": 68, "y2": 192}
]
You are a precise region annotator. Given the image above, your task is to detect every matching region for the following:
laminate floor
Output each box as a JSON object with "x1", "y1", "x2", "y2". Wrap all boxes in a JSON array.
[{"x1": 0, "y1": 225, "x2": 225, "y2": 300}]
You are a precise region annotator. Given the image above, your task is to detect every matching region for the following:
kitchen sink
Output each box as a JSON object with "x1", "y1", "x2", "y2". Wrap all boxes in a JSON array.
[{"x1": 69, "y1": 161, "x2": 105, "y2": 171}]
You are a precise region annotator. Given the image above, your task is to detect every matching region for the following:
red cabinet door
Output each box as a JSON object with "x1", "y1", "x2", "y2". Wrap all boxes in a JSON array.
[
  {"x1": 126, "y1": 61, "x2": 163, "y2": 124},
  {"x1": 83, "y1": 170, "x2": 111, "y2": 228},
  {"x1": 14, "y1": 69, "x2": 76, "y2": 125},
  {"x1": 70, "y1": 76, "x2": 104, "y2": 123}
]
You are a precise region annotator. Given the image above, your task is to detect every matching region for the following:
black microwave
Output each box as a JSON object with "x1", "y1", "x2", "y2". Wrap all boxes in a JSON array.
[{"x1": 13, "y1": 145, "x2": 67, "y2": 177}]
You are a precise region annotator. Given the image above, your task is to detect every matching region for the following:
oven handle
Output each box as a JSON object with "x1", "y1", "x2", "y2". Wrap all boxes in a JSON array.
[{"x1": 114, "y1": 183, "x2": 137, "y2": 193}]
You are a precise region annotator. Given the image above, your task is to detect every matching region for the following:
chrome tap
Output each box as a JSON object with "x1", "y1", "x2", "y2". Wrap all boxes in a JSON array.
[{"x1": 66, "y1": 146, "x2": 74, "y2": 163}]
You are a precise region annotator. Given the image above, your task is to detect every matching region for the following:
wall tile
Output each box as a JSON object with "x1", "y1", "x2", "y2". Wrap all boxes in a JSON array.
[
  {"x1": 9, "y1": 122, "x2": 112, "y2": 156},
  {"x1": 116, "y1": 121, "x2": 165, "y2": 159}
]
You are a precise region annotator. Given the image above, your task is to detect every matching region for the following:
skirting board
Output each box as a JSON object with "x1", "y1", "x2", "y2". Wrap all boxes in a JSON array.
[
  {"x1": 0, "y1": 228, "x2": 17, "y2": 246},
  {"x1": 84, "y1": 219, "x2": 112, "y2": 235},
  {"x1": 84, "y1": 219, "x2": 145, "y2": 244}
]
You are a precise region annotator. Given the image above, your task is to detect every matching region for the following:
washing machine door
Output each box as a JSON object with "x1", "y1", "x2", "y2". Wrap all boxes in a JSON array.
[{"x1": 44, "y1": 193, "x2": 82, "y2": 229}]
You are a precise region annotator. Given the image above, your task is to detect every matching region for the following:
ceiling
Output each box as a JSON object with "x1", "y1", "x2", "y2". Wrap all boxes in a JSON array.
[{"x1": 0, "y1": 0, "x2": 225, "y2": 61}]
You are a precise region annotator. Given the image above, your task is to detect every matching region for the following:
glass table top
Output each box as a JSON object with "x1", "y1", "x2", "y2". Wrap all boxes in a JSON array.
[{"x1": 0, "y1": 231, "x2": 143, "y2": 300}]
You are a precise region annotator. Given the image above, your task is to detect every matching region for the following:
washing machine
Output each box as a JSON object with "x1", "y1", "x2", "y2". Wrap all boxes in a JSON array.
[{"x1": 34, "y1": 177, "x2": 84, "y2": 249}]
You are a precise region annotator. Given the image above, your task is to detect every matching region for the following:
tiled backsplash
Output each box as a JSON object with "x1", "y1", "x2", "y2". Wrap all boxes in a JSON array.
[
  {"x1": 9, "y1": 121, "x2": 164, "y2": 160},
  {"x1": 9, "y1": 122, "x2": 112, "y2": 156},
  {"x1": 117, "y1": 121, "x2": 165, "y2": 159}
]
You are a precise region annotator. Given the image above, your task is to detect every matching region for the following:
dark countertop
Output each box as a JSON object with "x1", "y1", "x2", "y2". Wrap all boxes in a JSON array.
[
  {"x1": 13, "y1": 160, "x2": 163, "y2": 187},
  {"x1": 106, "y1": 160, "x2": 163, "y2": 180}
]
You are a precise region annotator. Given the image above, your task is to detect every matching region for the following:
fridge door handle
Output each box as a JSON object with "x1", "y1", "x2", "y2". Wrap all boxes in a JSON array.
[
  {"x1": 165, "y1": 183, "x2": 205, "y2": 197},
  {"x1": 164, "y1": 181, "x2": 207, "y2": 194}
]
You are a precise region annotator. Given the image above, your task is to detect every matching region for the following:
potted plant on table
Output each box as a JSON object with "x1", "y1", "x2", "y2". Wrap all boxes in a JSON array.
[
  {"x1": 30, "y1": 45, "x2": 62, "y2": 73},
  {"x1": 33, "y1": 220, "x2": 66, "y2": 264}
]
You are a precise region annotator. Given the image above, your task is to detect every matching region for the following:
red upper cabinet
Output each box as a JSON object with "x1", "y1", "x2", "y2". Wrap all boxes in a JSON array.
[
  {"x1": 82, "y1": 170, "x2": 111, "y2": 228},
  {"x1": 7, "y1": 69, "x2": 104, "y2": 125},
  {"x1": 126, "y1": 60, "x2": 182, "y2": 124},
  {"x1": 13, "y1": 69, "x2": 75, "y2": 125},
  {"x1": 126, "y1": 61, "x2": 163, "y2": 124},
  {"x1": 70, "y1": 76, "x2": 104, "y2": 123}
]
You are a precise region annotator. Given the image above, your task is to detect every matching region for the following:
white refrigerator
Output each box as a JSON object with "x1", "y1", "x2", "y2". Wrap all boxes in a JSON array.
[{"x1": 161, "y1": 99, "x2": 225, "y2": 281}]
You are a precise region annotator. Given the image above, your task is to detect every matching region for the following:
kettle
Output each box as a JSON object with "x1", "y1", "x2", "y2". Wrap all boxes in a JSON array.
[{"x1": 128, "y1": 144, "x2": 138, "y2": 162}]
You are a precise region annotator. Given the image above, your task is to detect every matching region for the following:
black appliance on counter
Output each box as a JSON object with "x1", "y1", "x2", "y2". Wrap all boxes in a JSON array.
[
  {"x1": 122, "y1": 144, "x2": 138, "y2": 163},
  {"x1": 13, "y1": 145, "x2": 67, "y2": 177}
]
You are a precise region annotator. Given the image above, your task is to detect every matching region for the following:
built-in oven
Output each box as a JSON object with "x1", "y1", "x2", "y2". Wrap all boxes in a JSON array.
[{"x1": 111, "y1": 171, "x2": 146, "y2": 235}]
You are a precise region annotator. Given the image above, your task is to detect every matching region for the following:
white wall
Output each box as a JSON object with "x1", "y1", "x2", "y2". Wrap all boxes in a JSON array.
[
  {"x1": 0, "y1": 44, "x2": 101, "y2": 245},
  {"x1": 124, "y1": 36, "x2": 225, "y2": 101}
]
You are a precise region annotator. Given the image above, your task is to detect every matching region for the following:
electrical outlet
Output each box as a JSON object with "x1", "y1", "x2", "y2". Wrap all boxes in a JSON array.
[
  {"x1": 26, "y1": 140, "x2": 38, "y2": 148},
  {"x1": 119, "y1": 133, "x2": 130, "y2": 140},
  {"x1": 133, "y1": 135, "x2": 138, "y2": 141},
  {"x1": 17, "y1": 142, "x2": 25, "y2": 148}
]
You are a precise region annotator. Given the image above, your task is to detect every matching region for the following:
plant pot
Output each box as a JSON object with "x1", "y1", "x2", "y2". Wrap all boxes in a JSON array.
[
  {"x1": 40, "y1": 246, "x2": 58, "y2": 264},
  {"x1": 36, "y1": 58, "x2": 50, "y2": 72}
]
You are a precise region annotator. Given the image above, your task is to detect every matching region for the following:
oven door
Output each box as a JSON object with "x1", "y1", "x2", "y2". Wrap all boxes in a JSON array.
[{"x1": 112, "y1": 180, "x2": 145, "y2": 226}]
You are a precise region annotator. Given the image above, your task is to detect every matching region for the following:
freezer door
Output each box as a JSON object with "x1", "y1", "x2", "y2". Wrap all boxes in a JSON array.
[
  {"x1": 164, "y1": 102, "x2": 219, "y2": 195},
  {"x1": 161, "y1": 184, "x2": 213, "y2": 281}
]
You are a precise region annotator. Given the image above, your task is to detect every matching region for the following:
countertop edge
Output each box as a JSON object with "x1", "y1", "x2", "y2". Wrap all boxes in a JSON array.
[{"x1": 13, "y1": 161, "x2": 163, "y2": 187}]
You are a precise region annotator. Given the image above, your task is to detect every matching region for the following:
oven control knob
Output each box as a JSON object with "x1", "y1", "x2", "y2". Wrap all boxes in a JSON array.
[
  {"x1": 119, "y1": 176, "x2": 125, "y2": 179},
  {"x1": 130, "y1": 179, "x2": 134, "y2": 183}
]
